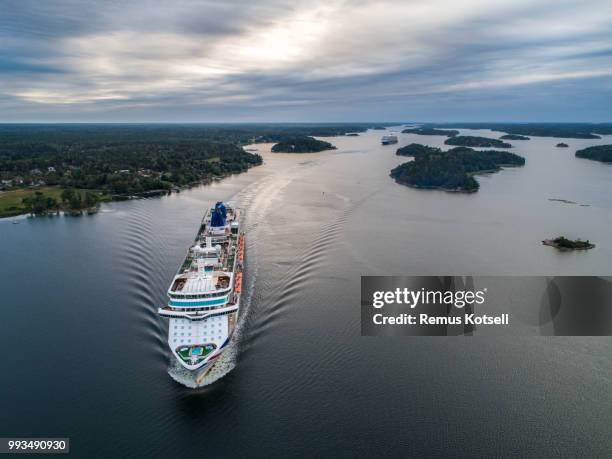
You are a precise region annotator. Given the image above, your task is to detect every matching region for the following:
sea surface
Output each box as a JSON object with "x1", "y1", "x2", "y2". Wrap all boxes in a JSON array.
[{"x1": 1, "y1": 128, "x2": 611, "y2": 457}]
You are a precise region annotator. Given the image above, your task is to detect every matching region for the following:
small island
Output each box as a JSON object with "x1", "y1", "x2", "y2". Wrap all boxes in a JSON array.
[
  {"x1": 390, "y1": 145, "x2": 525, "y2": 192},
  {"x1": 401, "y1": 127, "x2": 459, "y2": 137},
  {"x1": 396, "y1": 143, "x2": 441, "y2": 157},
  {"x1": 500, "y1": 134, "x2": 530, "y2": 140},
  {"x1": 556, "y1": 143, "x2": 569, "y2": 148},
  {"x1": 271, "y1": 136, "x2": 337, "y2": 153},
  {"x1": 444, "y1": 136, "x2": 512, "y2": 148},
  {"x1": 542, "y1": 236, "x2": 595, "y2": 251},
  {"x1": 575, "y1": 144, "x2": 612, "y2": 163}
]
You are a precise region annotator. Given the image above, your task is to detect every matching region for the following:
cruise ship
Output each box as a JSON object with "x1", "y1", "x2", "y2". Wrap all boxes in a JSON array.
[
  {"x1": 381, "y1": 135, "x2": 398, "y2": 145},
  {"x1": 159, "y1": 202, "x2": 244, "y2": 384}
]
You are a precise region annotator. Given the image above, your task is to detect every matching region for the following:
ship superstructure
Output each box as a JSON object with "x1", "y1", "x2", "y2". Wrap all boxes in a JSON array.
[{"x1": 159, "y1": 202, "x2": 244, "y2": 380}]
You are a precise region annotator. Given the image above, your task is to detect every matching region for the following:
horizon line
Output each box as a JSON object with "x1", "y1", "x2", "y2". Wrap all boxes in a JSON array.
[{"x1": 1, "y1": 121, "x2": 612, "y2": 125}]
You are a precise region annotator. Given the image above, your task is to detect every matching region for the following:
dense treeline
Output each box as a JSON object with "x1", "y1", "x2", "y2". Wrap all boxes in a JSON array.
[
  {"x1": 21, "y1": 191, "x2": 59, "y2": 215},
  {"x1": 390, "y1": 145, "x2": 525, "y2": 192},
  {"x1": 0, "y1": 125, "x2": 353, "y2": 195},
  {"x1": 575, "y1": 145, "x2": 612, "y2": 163},
  {"x1": 445, "y1": 136, "x2": 512, "y2": 148},
  {"x1": 20, "y1": 188, "x2": 100, "y2": 215},
  {"x1": 424, "y1": 123, "x2": 612, "y2": 139},
  {"x1": 271, "y1": 136, "x2": 336, "y2": 153},
  {"x1": 401, "y1": 127, "x2": 459, "y2": 137},
  {"x1": 0, "y1": 137, "x2": 262, "y2": 195},
  {"x1": 0, "y1": 124, "x2": 380, "y2": 195},
  {"x1": 0, "y1": 124, "x2": 370, "y2": 146},
  {"x1": 500, "y1": 134, "x2": 529, "y2": 140}
]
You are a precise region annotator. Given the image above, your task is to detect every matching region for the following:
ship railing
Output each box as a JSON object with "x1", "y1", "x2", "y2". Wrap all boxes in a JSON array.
[{"x1": 158, "y1": 304, "x2": 238, "y2": 320}]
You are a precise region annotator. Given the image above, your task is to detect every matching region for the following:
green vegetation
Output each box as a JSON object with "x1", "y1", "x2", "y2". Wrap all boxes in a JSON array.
[
  {"x1": 60, "y1": 188, "x2": 102, "y2": 214},
  {"x1": 271, "y1": 136, "x2": 336, "y2": 153},
  {"x1": 0, "y1": 187, "x2": 108, "y2": 217},
  {"x1": 575, "y1": 144, "x2": 612, "y2": 163},
  {"x1": 0, "y1": 124, "x2": 376, "y2": 192},
  {"x1": 0, "y1": 187, "x2": 62, "y2": 217},
  {"x1": 1, "y1": 124, "x2": 382, "y2": 217},
  {"x1": 0, "y1": 187, "x2": 55, "y2": 216},
  {"x1": 500, "y1": 134, "x2": 529, "y2": 140},
  {"x1": 543, "y1": 237, "x2": 595, "y2": 250},
  {"x1": 244, "y1": 124, "x2": 370, "y2": 141},
  {"x1": 0, "y1": 125, "x2": 265, "y2": 199},
  {"x1": 21, "y1": 191, "x2": 59, "y2": 216},
  {"x1": 0, "y1": 123, "x2": 405, "y2": 220},
  {"x1": 556, "y1": 143, "x2": 569, "y2": 148},
  {"x1": 390, "y1": 145, "x2": 525, "y2": 192},
  {"x1": 424, "y1": 123, "x2": 612, "y2": 139},
  {"x1": 401, "y1": 127, "x2": 459, "y2": 137},
  {"x1": 445, "y1": 136, "x2": 512, "y2": 148},
  {"x1": 396, "y1": 143, "x2": 441, "y2": 157}
]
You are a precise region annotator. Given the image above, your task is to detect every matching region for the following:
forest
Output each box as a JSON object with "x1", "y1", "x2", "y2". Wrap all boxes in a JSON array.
[
  {"x1": 575, "y1": 145, "x2": 612, "y2": 163},
  {"x1": 271, "y1": 136, "x2": 336, "y2": 153},
  {"x1": 390, "y1": 145, "x2": 525, "y2": 192},
  {"x1": 444, "y1": 136, "x2": 512, "y2": 148}
]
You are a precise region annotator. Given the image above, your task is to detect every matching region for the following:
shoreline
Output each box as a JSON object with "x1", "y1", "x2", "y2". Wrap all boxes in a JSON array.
[
  {"x1": 0, "y1": 168, "x2": 256, "y2": 220},
  {"x1": 390, "y1": 178, "x2": 478, "y2": 193}
]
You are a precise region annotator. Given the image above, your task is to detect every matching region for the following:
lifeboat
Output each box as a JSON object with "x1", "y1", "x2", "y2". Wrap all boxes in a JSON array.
[{"x1": 234, "y1": 272, "x2": 243, "y2": 293}]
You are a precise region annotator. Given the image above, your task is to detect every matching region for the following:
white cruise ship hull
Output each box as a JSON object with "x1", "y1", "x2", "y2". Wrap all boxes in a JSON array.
[{"x1": 159, "y1": 202, "x2": 244, "y2": 386}]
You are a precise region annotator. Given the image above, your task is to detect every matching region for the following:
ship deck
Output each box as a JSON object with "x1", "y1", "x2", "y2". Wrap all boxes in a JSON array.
[{"x1": 169, "y1": 205, "x2": 239, "y2": 295}]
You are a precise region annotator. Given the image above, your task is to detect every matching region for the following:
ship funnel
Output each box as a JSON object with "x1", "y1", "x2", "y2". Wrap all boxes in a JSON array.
[
  {"x1": 210, "y1": 202, "x2": 227, "y2": 227},
  {"x1": 216, "y1": 202, "x2": 227, "y2": 218}
]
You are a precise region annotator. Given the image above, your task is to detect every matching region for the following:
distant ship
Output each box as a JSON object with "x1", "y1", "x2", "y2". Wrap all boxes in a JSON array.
[
  {"x1": 159, "y1": 202, "x2": 244, "y2": 385},
  {"x1": 381, "y1": 135, "x2": 398, "y2": 145}
]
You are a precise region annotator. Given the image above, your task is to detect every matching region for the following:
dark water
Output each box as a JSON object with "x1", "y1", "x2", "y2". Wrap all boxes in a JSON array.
[{"x1": 1, "y1": 128, "x2": 611, "y2": 457}]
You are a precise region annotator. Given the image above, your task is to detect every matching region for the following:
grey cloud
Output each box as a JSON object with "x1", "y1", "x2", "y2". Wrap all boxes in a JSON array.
[{"x1": 0, "y1": 0, "x2": 611, "y2": 121}]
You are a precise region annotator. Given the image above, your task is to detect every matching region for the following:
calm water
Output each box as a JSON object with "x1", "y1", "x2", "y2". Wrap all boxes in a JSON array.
[{"x1": 1, "y1": 128, "x2": 611, "y2": 457}]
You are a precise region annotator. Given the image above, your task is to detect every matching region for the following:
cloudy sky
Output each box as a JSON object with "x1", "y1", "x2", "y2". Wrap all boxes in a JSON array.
[{"x1": 1, "y1": 0, "x2": 612, "y2": 122}]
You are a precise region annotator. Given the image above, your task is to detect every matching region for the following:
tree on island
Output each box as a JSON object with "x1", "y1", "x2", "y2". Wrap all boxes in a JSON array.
[
  {"x1": 445, "y1": 136, "x2": 512, "y2": 148},
  {"x1": 390, "y1": 146, "x2": 525, "y2": 192},
  {"x1": 575, "y1": 144, "x2": 612, "y2": 162},
  {"x1": 401, "y1": 127, "x2": 459, "y2": 137},
  {"x1": 396, "y1": 143, "x2": 441, "y2": 157},
  {"x1": 543, "y1": 236, "x2": 595, "y2": 250},
  {"x1": 271, "y1": 136, "x2": 337, "y2": 153}
]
